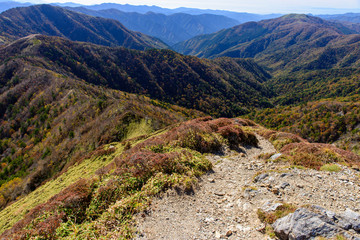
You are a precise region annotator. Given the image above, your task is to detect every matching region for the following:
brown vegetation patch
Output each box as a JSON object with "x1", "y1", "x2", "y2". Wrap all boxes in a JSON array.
[
  {"x1": 127, "y1": 117, "x2": 259, "y2": 154},
  {"x1": 257, "y1": 128, "x2": 306, "y2": 150},
  {"x1": 281, "y1": 142, "x2": 360, "y2": 170},
  {"x1": 2, "y1": 179, "x2": 93, "y2": 239}
]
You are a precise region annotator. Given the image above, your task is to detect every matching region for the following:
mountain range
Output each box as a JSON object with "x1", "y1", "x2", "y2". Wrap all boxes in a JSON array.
[
  {"x1": 67, "y1": 7, "x2": 240, "y2": 45},
  {"x1": 174, "y1": 14, "x2": 360, "y2": 74},
  {"x1": 0, "y1": 4, "x2": 167, "y2": 49},
  {"x1": 0, "y1": 3, "x2": 360, "y2": 239}
]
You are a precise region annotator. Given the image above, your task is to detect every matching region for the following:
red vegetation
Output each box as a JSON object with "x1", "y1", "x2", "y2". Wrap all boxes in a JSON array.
[
  {"x1": 1, "y1": 117, "x2": 260, "y2": 239},
  {"x1": 2, "y1": 179, "x2": 92, "y2": 239},
  {"x1": 281, "y1": 142, "x2": 360, "y2": 169},
  {"x1": 124, "y1": 117, "x2": 259, "y2": 154},
  {"x1": 115, "y1": 150, "x2": 183, "y2": 178}
]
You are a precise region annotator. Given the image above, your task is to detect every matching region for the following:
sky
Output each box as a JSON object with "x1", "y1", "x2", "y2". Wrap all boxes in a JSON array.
[{"x1": 19, "y1": 0, "x2": 360, "y2": 14}]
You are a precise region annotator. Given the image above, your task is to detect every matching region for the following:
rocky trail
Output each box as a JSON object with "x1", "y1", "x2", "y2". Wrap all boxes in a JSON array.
[{"x1": 134, "y1": 135, "x2": 360, "y2": 239}]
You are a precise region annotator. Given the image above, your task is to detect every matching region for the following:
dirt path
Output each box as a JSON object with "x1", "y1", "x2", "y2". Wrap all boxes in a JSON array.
[{"x1": 134, "y1": 135, "x2": 360, "y2": 239}]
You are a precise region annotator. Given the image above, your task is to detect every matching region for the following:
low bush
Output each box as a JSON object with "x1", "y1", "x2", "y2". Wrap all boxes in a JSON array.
[
  {"x1": 0, "y1": 117, "x2": 260, "y2": 239},
  {"x1": 2, "y1": 179, "x2": 93, "y2": 239},
  {"x1": 281, "y1": 142, "x2": 360, "y2": 170},
  {"x1": 320, "y1": 164, "x2": 342, "y2": 172},
  {"x1": 257, "y1": 203, "x2": 297, "y2": 224}
]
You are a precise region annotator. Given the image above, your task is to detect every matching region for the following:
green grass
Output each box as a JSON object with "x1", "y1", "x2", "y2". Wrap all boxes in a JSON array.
[
  {"x1": 257, "y1": 203, "x2": 297, "y2": 224},
  {"x1": 0, "y1": 143, "x2": 123, "y2": 234},
  {"x1": 126, "y1": 119, "x2": 153, "y2": 140},
  {"x1": 0, "y1": 119, "x2": 161, "y2": 235},
  {"x1": 320, "y1": 164, "x2": 342, "y2": 172}
]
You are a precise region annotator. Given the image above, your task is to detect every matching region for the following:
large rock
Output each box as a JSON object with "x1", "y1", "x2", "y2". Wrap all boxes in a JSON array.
[
  {"x1": 338, "y1": 209, "x2": 360, "y2": 232},
  {"x1": 272, "y1": 205, "x2": 360, "y2": 240}
]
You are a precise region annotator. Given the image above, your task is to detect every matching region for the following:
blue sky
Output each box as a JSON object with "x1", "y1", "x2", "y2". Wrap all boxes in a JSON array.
[{"x1": 23, "y1": 0, "x2": 360, "y2": 13}]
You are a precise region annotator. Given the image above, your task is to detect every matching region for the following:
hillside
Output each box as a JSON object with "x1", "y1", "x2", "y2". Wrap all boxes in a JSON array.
[
  {"x1": 1, "y1": 34, "x2": 273, "y2": 117},
  {"x1": 67, "y1": 7, "x2": 240, "y2": 45},
  {"x1": 0, "y1": 116, "x2": 359, "y2": 239},
  {"x1": 246, "y1": 96, "x2": 360, "y2": 153},
  {"x1": 0, "y1": 36, "x2": 205, "y2": 210},
  {"x1": 174, "y1": 14, "x2": 360, "y2": 74},
  {"x1": 0, "y1": 33, "x2": 277, "y2": 205},
  {"x1": 0, "y1": 4, "x2": 167, "y2": 49}
]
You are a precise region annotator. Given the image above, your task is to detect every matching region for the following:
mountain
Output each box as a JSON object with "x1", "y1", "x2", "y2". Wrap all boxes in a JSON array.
[
  {"x1": 1, "y1": 34, "x2": 272, "y2": 117},
  {"x1": 0, "y1": 33, "x2": 274, "y2": 205},
  {"x1": 0, "y1": 34, "x2": 207, "y2": 212},
  {"x1": 0, "y1": 1, "x2": 32, "y2": 13},
  {"x1": 82, "y1": 3, "x2": 281, "y2": 23},
  {"x1": 318, "y1": 12, "x2": 360, "y2": 23},
  {"x1": 0, "y1": 4, "x2": 167, "y2": 49},
  {"x1": 67, "y1": 7, "x2": 240, "y2": 45},
  {"x1": 174, "y1": 14, "x2": 360, "y2": 74}
]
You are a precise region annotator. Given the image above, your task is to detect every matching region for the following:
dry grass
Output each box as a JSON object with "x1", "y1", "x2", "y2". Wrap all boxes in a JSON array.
[{"x1": 281, "y1": 142, "x2": 360, "y2": 170}]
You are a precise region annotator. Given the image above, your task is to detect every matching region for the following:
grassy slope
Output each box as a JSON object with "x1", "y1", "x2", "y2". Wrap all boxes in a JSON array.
[
  {"x1": 0, "y1": 54, "x2": 203, "y2": 210},
  {"x1": 1, "y1": 117, "x2": 359, "y2": 239},
  {"x1": 0, "y1": 142, "x2": 123, "y2": 233},
  {"x1": 0, "y1": 123, "x2": 170, "y2": 234},
  {"x1": 0, "y1": 117, "x2": 259, "y2": 238}
]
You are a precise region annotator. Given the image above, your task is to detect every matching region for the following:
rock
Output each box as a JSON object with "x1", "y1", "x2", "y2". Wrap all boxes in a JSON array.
[
  {"x1": 244, "y1": 188, "x2": 258, "y2": 199},
  {"x1": 215, "y1": 231, "x2": 221, "y2": 239},
  {"x1": 262, "y1": 202, "x2": 283, "y2": 212},
  {"x1": 226, "y1": 230, "x2": 233, "y2": 237},
  {"x1": 208, "y1": 178, "x2": 215, "y2": 183},
  {"x1": 272, "y1": 207, "x2": 339, "y2": 239},
  {"x1": 254, "y1": 173, "x2": 269, "y2": 182},
  {"x1": 339, "y1": 176, "x2": 349, "y2": 182},
  {"x1": 256, "y1": 223, "x2": 266, "y2": 233},
  {"x1": 270, "y1": 153, "x2": 282, "y2": 160},
  {"x1": 214, "y1": 191, "x2": 225, "y2": 196},
  {"x1": 280, "y1": 182, "x2": 290, "y2": 189},
  {"x1": 271, "y1": 188, "x2": 280, "y2": 195},
  {"x1": 273, "y1": 206, "x2": 360, "y2": 240},
  {"x1": 339, "y1": 209, "x2": 360, "y2": 232},
  {"x1": 280, "y1": 173, "x2": 292, "y2": 178}
]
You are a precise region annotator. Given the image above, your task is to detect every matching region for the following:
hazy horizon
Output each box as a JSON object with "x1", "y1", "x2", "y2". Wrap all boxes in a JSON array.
[{"x1": 11, "y1": 0, "x2": 360, "y2": 14}]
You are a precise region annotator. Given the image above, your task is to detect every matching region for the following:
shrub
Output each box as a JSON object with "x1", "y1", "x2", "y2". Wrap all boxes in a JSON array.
[
  {"x1": 2, "y1": 179, "x2": 93, "y2": 239},
  {"x1": 281, "y1": 142, "x2": 360, "y2": 170},
  {"x1": 320, "y1": 164, "x2": 342, "y2": 172},
  {"x1": 257, "y1": 203, "x2": 297, "y2": 224}
]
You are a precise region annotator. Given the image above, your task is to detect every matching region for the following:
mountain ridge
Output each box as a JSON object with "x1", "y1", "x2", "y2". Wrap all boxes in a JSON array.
[
  {"x1": 174, "y1": 14, "x2": 360, "y2": 74},
  {"x1": 0, "y1": 4, "x2": 168, "y2": 49},
  {"x1": 0, "y1": 34, "x2": 272, "y2": 117},
  {"x1": 67, "y1": 7, "x2": 240, "y2": 45}
]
